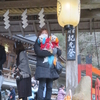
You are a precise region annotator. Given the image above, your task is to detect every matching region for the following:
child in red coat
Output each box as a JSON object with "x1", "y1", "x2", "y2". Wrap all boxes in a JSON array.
[{"x1": 38, "y1": 34, "x2": 59, "y2": 66}]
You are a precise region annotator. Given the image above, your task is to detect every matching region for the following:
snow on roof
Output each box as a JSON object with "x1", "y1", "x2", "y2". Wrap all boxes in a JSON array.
[{"x1": 17, "y1": 34, "x2": 37, "y2": 42}]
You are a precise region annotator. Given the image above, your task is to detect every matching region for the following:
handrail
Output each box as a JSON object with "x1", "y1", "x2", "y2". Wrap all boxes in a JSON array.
[
  {"x1": 92, "y1": 66, "x2": 100, "y2": 76},
  {"x1": 95, "y1": 78, "x2": 100, "y2": 100}
]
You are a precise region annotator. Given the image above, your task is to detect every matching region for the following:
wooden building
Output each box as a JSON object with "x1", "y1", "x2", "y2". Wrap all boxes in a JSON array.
[{"x1": 0, "y1": 0, "x2": 100, "y2": 98}]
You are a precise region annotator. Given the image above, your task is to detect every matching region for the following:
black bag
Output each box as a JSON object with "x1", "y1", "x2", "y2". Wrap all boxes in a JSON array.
[
  {"x1": 55, "y1": 61, "x2": 63, "y2": 74},
  {"x1": 13, "y1": 69, "x2": 22, "y2": 81}
]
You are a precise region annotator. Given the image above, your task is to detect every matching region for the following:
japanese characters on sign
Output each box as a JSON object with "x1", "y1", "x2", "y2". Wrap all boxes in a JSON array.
[{"x1": 67, "y1": 28, "x2": 76, "y2": 60}]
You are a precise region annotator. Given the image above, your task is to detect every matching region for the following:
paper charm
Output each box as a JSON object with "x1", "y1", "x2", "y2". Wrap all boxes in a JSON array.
[
  {"x1": 38, "y1": 8, "x2": 45, "y2": 28},
  {"x1": 21, "y1": 9, "x2": 28, "y2": 28},
  {"x1": 3, "y1": 10, "x2": 10, "y2": 29}
]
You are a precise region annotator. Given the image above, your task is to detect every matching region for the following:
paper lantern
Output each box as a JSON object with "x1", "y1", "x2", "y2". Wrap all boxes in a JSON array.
[{"x1": 57, "y1": 0, "x2": 80, "y2": 28}]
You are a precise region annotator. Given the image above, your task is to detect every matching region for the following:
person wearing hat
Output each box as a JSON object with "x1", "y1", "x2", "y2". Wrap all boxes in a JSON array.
[
  {"x1": 8, "y1": 86, "x2": 15, "y2": 100},
  {"x1": 0, "y1": 44, "x2": 6, "y2": 99}
]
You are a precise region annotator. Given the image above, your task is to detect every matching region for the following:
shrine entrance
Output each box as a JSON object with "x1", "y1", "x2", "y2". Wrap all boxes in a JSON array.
[{"x1": 0, "y1": 1, "x2": 100, "y2": 100}]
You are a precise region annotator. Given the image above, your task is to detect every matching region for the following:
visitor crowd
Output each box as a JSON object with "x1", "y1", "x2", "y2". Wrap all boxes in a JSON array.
[{"x1": 0, "y1": 28, "x2": 70, "y2": 100}]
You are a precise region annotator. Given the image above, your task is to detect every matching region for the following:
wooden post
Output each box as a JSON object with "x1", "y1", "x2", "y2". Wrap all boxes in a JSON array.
[
  {"x1": 86, "y1": 64, "x2": 92, "y2": 100},
  {"x1": 66, "y1": 26, "x2": 78, "y2": 94},
  {"x1": 95, "y1": 85, "x2": 97, "y2": 100},
  {"x1": 78, "y1": 64, "x2": 82, "y2": 83},
  {"x1": 7, "y1": 53, "x2": 10, "y2": 68}
]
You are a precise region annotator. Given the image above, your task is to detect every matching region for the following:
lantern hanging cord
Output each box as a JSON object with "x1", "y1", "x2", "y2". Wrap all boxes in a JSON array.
[{"x1": 93, "y1": 18, "x2": 100, "y2": 68}]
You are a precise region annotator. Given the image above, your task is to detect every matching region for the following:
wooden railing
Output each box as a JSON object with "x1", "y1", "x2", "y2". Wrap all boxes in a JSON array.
[
  {"x1": 78, "y1": 64, "x2": 100, "y2": 100},
  {"x1": 95, "y1": 78, "x2": 100, "y2": 100},
  {"x1": 78, "y1": 64, "x2": 92, "y2": 100}
]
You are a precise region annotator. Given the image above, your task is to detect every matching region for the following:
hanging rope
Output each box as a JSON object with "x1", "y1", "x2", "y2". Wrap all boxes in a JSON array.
[{"x1": 0, "y1": 7, "x2": 56, "y2": 16}]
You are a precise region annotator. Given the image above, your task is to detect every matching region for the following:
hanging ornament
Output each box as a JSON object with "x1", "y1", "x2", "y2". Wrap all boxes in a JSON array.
[
  {"x1": 38, "y1": 8, "x2": 45, "y2": 28},
  {"x1": 21, "y1": 9, "x2": 28, "y2": 28},
  {"x1": 57, "y1": 0, "x2": 80, "y2": 30},
  {"x1": 3, "y1": 10, "x2": 10, "y2": 29}
]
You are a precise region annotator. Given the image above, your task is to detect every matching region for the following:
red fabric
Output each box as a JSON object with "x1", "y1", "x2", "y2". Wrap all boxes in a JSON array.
[
  {"x1": 40, "y1": 38, "x2": 53, "y2": 50},
  {"x1": 52, "y1": 42, "x2": 59, "y2": 48}
]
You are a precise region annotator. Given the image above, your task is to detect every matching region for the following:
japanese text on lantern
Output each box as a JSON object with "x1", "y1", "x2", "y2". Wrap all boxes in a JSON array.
[{"x1": 67, "y1": 29, "x2": 76, "y2": 60}]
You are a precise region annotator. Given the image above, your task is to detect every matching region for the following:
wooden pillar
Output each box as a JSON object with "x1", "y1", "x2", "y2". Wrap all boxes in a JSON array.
[
  {"x1": 7, "y1": 53, "x2": 10, "y2": 68},
  {"x1": 95, "y1": 85, "x2": 97, "y2": 100},
  {"x1": 86, "y1": 64, "x2": 92, "y2": 100},
  {"x1": 78, "y1": 64, "x2": 82, "y2": 83},
  {"x1": 66, "y1": 26, "x2": 78, "y2": 94}
]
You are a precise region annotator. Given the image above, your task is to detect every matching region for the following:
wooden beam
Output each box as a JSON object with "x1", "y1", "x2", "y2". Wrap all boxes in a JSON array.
[
  {"x1": 46, "y1": 21, "x2": 51, "y2": 35},
  {"x1": 81, "y1": 9, "x2": 100, "y2": 18},
  {"x1": 0, "y1": 0, "x2": 99, "y2": 10},
  {"x1": 33, "y1": 21, "x2": 38, "y2": 35},
  {"x1": 0, "y1": 8, "x2": 100, "y2": 20},
  {"x1": 90, "y1": 19, "x2": 92, "y2": 35},
  {"x1": 62, "y1": 28, "x2": 64, "y2": 35},
  {"x1": 8, "y1": 28, "x2": 12, "y2": 36},
  {"x1": 1, "y1": 9, "x2": 100, "y2": 20},
  {"x1": 0, "y1": 32, "x2": 36, "y2": 35},
  {"x1": 0, "y1": 18, "x2": 100, "y2": 35},
  {"x1": 81, "y1": 0, "x2": 100, "y2": 4},
  {"x1": 19, "y1": 22, "x2": 25, "y2": 36},
  {"x1": 82, "y1": 4, "x2": 100, "y2": 9},
  {"x1": 0, "y1": 0, "x2": 56, "y2": 9},
  {"x1": 81, "y1": 0, "x2": 100, "y2": 9}
]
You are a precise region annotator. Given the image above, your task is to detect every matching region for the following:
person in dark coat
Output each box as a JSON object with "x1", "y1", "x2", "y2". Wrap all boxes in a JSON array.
[
  {"x1": 8, "y1": 86, "x2": 15, "y2": 100},
  {"x1": 0, "y1": 44, "x2": 6, "y2": 100},
  {"x1": 13, "y1": 42, "x2": 31, "y2": 100},
  {"x1": 0, "y1": 45, "x2": 6, "y2": 70},
  {"x1": 34, "y1": 28, "x2": 61, "y2": 100}
]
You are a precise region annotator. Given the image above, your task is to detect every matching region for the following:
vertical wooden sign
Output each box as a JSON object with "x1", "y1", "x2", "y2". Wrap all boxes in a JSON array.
[
  {"x1": 67, "y1": 28, "x2": 76, "y2": 60},
  {"x1": 66, "y1": 27, "x2": 78, "y2": 94}
]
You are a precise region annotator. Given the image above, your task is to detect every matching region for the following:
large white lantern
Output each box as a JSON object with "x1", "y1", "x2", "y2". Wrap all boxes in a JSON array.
[{"x1": 57, "y1": 0, "x2": 80, "y2": 28}]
